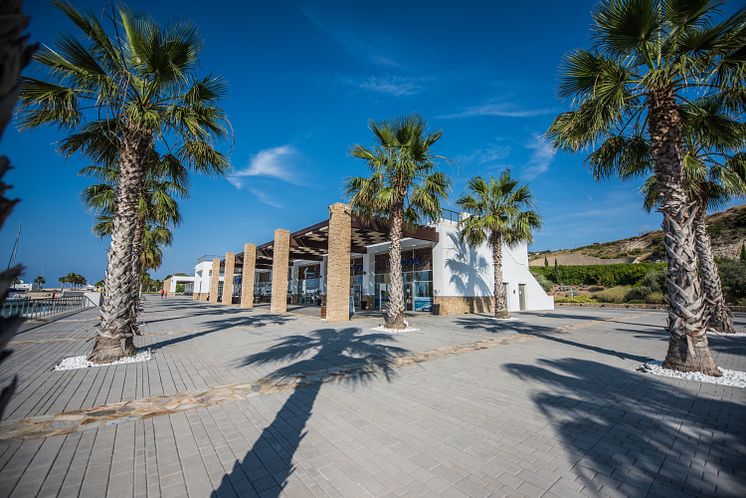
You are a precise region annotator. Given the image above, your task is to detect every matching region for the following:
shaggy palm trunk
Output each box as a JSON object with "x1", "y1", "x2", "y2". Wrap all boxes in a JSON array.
[
  {"x1": 491, "y1": 234, "x2": 509, "y2": 318},
  {"x1": 648, "y1": 89, "x2": 718, "y2": 376},
  {"x1": 90, "y1": 129, "x2": 151, "y2": 363},
  {"x1": 385, "y1": 205, "x2": 407, "y2": 329},
  {"x1": 693, "y1": 205, "x2": 734, "y2": 333},
  {"x1": 123, "y1": 213, "x2": 145, "y2": 354}
]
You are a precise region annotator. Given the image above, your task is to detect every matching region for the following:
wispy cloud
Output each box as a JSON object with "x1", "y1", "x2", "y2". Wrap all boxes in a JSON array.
[
  {"x1": 521, "y1": 135, "x2": 556, "y2": 180},
  {"x1": 456, "y1": 144, "x2": 511, "y2": 166},
  {"x1": 301, "y1": 5, "x2": 400, "y2": 68},
  {"x1": 439, "y1": 102, "x2": 556, "y2": 119},
  {"x1": 248, "y1": 188, "x2": 283, "y2": 209},
  {"x1": 227, "y1": 145, "x2": 300, "y2": 188},
  {"x1": 339, "y1": 74, "x2": 431, "y2": 96}
]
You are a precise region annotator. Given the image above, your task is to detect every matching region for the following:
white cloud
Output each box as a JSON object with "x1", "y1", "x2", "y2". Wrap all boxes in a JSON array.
[
  {"x1": 457, "y1": 144, "x2": 511, "y2": 166},
  {"x1": 521, "y1": 135, "x2": 556, "y2": 180},
  {"x1": 337, "y1": 74, "x2": 431, "y2": 96},
  {"x1": 301, "y1": 6, "x2": 401, "y2": 68},
  {"x1": 227, "y1": 145, "x2": 300, "y2": 188},
  {"x1": 248, "y1": 188, "x2": 283, "y2": 209},
  {"x1": 439, "y1": 102, "x2": 555, "y2": 119}
]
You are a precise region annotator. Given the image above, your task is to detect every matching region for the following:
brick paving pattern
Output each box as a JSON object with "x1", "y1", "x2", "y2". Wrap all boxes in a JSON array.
[{"x1": 0, "y1": 297, "x2": 744, "y2": 497}]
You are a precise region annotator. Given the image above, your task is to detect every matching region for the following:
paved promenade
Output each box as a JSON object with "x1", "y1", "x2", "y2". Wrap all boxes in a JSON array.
[{"x1": 0, "y1": 297, "x2": 744, "y2": 497}]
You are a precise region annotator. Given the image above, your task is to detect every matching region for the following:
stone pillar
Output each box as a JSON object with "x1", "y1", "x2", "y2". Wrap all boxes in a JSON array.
[
  {"x1": 221, "y1": 252, "x2": 235, "y2": 304},
  {"x1": 270, "y1": 229, "x2": 290, "y2": 313},
  {"x1": 209, "y1": 258, "x2": 220, "y2": 303},
  {"x1": 326, "y1": 203, "x2": 352, "y2": 321},
  {"x1": 241, "y1": 243, "x2": 256, "y2": 309}
]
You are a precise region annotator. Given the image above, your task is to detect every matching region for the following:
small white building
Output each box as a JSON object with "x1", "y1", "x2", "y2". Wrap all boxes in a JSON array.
[{"x1": 192, "y1": 256, "x2": 224, "y2": 300}]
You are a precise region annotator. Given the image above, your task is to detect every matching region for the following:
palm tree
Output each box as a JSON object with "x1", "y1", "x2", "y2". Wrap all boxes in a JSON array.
[
  {"x1": 546, "y1": 0, "x2": 744, "y2": 375},
  {"x1": 590, "y1": 99, "x2": 745, "y2": 333},
  {"x1": 81, "y1": 150, "x2": 187, "y2": 321},
  {"x1": 345, "y1": 115, "x2": 450, "y2": 329},
  {"x1": 457, "y1": 172, "x2": 542, "y2": 318},
  {"x1": 19, "y1": 2, "x2": 230, "y2": 362},
  {"x1": 33, "y1": 276, "x2": 45, "y2": 288}
]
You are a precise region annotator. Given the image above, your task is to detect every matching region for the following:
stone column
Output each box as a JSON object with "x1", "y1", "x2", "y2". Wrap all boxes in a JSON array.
[
  {"x1": 209, "y1": 258, "x2": 220, "y2": 303},
  {"x1": 221, "y1": 252, "x2": 235, "y2": 304},
  {"x1": 241, "y1": 243, "x2": 256, "y2": 308},
  {"x1": 326, "y1": 203, "x2": 352, "y2": 321},
  {"x1": 270, "y1": 229, "x2": 290, "y2": 313}
]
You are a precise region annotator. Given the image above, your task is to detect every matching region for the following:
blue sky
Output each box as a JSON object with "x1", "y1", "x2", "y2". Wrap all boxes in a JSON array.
[{"x1": 3, "y1": 0, "x2": 741, "y2": 283}]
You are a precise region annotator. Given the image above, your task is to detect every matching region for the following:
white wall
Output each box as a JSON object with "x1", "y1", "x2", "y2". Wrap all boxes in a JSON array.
[
  {"x1": 168, "y1": 276, "x2": 195, "y2": 293},
  {"x1": 192, "y1": 260, "x2": 223, "y2": 294},
  {"x1": 433, "y1": 221, "x2": 553, "y2": 311}
]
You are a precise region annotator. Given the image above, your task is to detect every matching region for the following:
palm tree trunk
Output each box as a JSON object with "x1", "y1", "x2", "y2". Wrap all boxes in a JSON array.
[
  {"x1": 90, "y1": 129, "x2": 151, "y2": 363},
  {"x1": 385, "y1": 205, "x2": 407, "y2": 329},
  {"x1": 693, "y1": 204, "x2": 734, "y2": 333},
  {"x1": 492, "y1": 233, "x2": 509, "y2": 318},
  {"x1": 123, "y1": 213, "x2": 145, "y2": 354},
  {"x1": 648, "y1": 88, "x2": 718, "y2": 376}
]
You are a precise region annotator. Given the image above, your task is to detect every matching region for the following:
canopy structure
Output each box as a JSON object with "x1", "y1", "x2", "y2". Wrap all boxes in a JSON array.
[{"x1": 224, "y1": 215, "x2": 439, "y2": 270}]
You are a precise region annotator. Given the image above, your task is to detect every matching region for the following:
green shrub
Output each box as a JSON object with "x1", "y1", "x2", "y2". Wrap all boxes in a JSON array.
[
  {"x1": 593, "y1": 286, "x2": 633, "y2": 303},
  {"x1": 717, "y1": 259, "x2": 746, "y2": 304},
  {"x1": 555, "y1": 295, "x2": 598, "y2": 304},
  {"x1": 638, "y1": 269, "x2": 665, "y2": 292},
  {"x1": 645, "y1": 291, "x2": 666, "y2": 304},
  {"x1": 626, "y1": 285, "x2": 652, "y2": 301},
  {"x1": 532, "y1": 272, "x2": 553, "y2": 292},
  {"x1": 533, "y1": 263, "x2": 665, "y2": 287}
]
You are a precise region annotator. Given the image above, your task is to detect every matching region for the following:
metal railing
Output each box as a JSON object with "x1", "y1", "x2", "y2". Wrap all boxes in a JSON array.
[
  {"x1": 440, "y1": 208, "x2": 462, "y2": 224},
  {"x1": 0, "y1": 296, "x2": 86, "y2": 320}
]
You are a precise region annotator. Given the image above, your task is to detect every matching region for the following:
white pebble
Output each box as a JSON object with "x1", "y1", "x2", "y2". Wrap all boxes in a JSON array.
[
  {"x1": 54, "y1": 350, "x2": 152, "y2": 371},
  {"x1": 638, "y1": 360, "x2": 746, "y2": 388}
]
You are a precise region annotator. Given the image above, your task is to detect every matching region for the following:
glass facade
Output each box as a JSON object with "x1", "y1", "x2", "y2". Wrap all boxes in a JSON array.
[{"x1": 373, "y1": 248, "x2": 433, "y2": 312}]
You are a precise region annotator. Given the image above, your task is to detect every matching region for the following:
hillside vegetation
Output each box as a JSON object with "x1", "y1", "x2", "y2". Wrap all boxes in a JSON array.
[{"x1": 530, "y1": 204, "x2": 746, "y2": 266}]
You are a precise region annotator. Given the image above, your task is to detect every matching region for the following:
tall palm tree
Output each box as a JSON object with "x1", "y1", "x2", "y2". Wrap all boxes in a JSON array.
[
  {"x1": 457, "y1": 172, "x2": 542, "y2": 318},
  {"x1": 547, "y1": 0, "x2": 744, "y2": 375},
  {"x1": 345, "y1": 115, "x2": 450, "y2": 329},
  {"x1": 590, "y1": 99, "x2": 745, "y2": 333},
  {"x1": 642, "y1": 164, "x2": 745, "y2": 333},
  {"x1": 80, "y1": 149, "x2": 188, "y2": 321},
  {"x1": 18, "y1": 1, "x2": 230, "y2": 362}
]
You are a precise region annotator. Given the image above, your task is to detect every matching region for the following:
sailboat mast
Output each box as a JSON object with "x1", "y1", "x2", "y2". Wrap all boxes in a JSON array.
[{"x1": 7, "y1": 226, "x2": 20, "y2": 270}]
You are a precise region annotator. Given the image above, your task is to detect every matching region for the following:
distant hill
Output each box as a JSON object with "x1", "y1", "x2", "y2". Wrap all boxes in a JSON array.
[{"x1": 530, "y1": 204, "x2": 746, "y2": 267}]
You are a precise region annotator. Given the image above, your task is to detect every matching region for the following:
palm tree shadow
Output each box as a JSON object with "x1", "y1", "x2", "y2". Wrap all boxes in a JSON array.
[
  {"x1": 503, "y1": 358, "x2": 746, "y2": 496},
  {"x1": 214, "y1": 327, "x2": 410, "y2": 497},
  {"x1": 444, "y1": 232, "x2": 491, "y2": 313}
]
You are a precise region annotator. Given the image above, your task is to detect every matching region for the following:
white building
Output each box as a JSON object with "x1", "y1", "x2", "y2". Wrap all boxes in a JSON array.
[
  {"x1": 195, "y1": 207, "x2": 553, "y2": 315},
  {"x1": 192, "y1": 256, "x2": 224, "y2": 299}
]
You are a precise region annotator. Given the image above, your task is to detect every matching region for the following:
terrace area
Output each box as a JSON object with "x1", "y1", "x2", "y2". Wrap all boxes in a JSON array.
[{"x1": 0, "y1": 297, "x2": 744, "y2": 497}]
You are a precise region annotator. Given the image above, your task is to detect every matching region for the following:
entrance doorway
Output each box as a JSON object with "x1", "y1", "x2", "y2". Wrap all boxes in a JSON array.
[{"x1": 518, "y1": 284, "x2": 526, "y2": 311}]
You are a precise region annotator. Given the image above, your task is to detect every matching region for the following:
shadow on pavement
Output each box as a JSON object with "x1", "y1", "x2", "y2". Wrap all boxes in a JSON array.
[
  {"x1": 504, "y1": 358, "x2": 746, "y2": 496},
  {"x1": 455, "y1": 315, "x2": 654, "y2": 363},
  {"x1": 215, "y1": 327, "x2": 410, "y2": 497}
]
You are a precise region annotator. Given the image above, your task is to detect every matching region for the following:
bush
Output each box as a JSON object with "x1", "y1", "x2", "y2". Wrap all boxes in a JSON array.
[
  {"x1": 593, "y1": 286, "x2": 633, "y2": 303},
  {"x1": 533, "y1": 263, "x2": 666, "y2": 287},
  {"x1": 645, "y1": 291, "x2": 666, "y2": 304},
  {"x1": 717, "y1": 259, "x2": 746, "y2": 304},
  {"x1": 638, "y1": 269, "x2": 665, "y2": 292},
  {"x1": 532, "y1": 272, "x2": 553, "y2": 292},
  {"x1": 626, "y1": 285, "x2": 652, "y2": 301},
  {"x1": 555, "y1": 295, "x2": 598, "y2": 304}
]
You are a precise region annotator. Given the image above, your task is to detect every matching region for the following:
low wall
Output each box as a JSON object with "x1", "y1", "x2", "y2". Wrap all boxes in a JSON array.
[
  {"x1": 192, "y1": 293, "x2": 209, "y2": 301},
  {"x1": 557, "y1": 302, "x2": 746, "y2": 313},
  {"x1": 434, "y1": 296, "x2": 494, "y2": 316}
]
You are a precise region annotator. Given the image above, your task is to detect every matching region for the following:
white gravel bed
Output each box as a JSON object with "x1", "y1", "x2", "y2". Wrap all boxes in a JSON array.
[
  {"x1": 638, "y1": 361, "x2": 746, "y2": 388},
  {"x1": 371, "y1": 325, "x2": 420, "y2": 334},
  {"x1": 54, "y1": 350, "x2": 152, "y2": 371}
]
